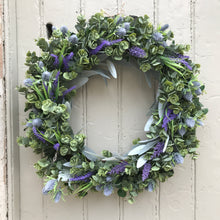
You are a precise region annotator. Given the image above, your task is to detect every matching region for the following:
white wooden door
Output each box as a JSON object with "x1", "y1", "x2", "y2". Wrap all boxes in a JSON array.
[{"x1": 5, "y1": 0, "x2": 220, "y2": 220}]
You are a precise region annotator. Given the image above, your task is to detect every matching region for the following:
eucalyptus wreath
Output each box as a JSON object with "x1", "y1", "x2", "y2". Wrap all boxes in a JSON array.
[{"x1": 17, "y1": 12, "x2": 208, "y2": 204}]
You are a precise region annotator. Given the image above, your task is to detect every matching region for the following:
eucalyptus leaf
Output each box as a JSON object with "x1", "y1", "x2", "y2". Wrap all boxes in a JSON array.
[
  {"x1": 72, "y1": 77, "x2": 89, "y2": 89},
  {"x1": 163, "y1": 134, "x2": 170, "y2": 153},
  {"x1": 81, "y1": 70, "x2": 110, "y2": 79},
  {"x1": 138, "y1": 136, "x2": 159, "y2": 144},
  {"x1": 82, "y1": 146, "x2": 103, "y2": 161},
  {"x1": 136, "y1": 155, "x2": 147, "y2": 168},
  {"x1": 128, "y1": 140, "x2": 158, "y2": 156},
  {"x1": 144, "y1": 72, "x2": 152, "y2": 88},
  {"x1": 63, "y1": 162, "x2": 72, "y2": 167},
  {"x1": 144, "y1": 115, "x2": 154, "y2": 132},
  {"x1": 158, "y1": 101, "x2": 166, "y2": 118},
  {"x1": 106, "y1": 59, "x2": 117, "y2": 78}
]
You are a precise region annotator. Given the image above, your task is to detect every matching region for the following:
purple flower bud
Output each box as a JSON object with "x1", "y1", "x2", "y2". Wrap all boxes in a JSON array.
[
  {"x1": 52, "y1": 26, "x2": 56, "y2": 31},
  {"x1": 192, "y1": 81, "x2": 201, "y2": 88},
  {"x1": 145, "y1": 182, "x2": 154, "y2": 192},
  {"x1": 68, "y1": 34, "x2": 78, "y2": 44},
  {"x1": 53, "y1": 143, "x2": 60, "y2": 151},
  {"x1": 195, "y1": 88, "x2": 202, "y2": 96},
  {"x1": 116, "y1": 16, "x2": 124, "y2": 25},
  {"x1": 173, "y1": 153, "x2": 184, "y2": 164},
  {"x1": 106, "y1": 176, "x2": 112, "y2": 182},
  {"x1": 116, "y1": 27, "x2": 126, "y2": 37},
  {"x1": 24, "y1": 78, "x2": 34, "y2": 87},
  {"x1": 129, "y1": 46, "x2": 146, "y2": 58},
  {"x1": 32, "y1": 118, "x2": 42, "y2": 128},
  {"x1": 179, "y1": 126, "x2": 186, "y2": 137},
  {"x1": 42, "y1": 179, "x2": 57, "y2": 195},
  {"x1": 60, "y1": 26, "x2": 68, "y2": 35},
  {"x1": 185, "y1": 117, "x2": 195, "y2": 128},
  {"x1": 183, "y1": 92, "x2": 193, "y2": 102},
  {"x1": 95, "y1": 185, "x2": 102, "y2": 191},
  {"x1": 54, "y1": 190, "x2": 62, "y2": 203},
  {"x1": 26, "y1": 122, "x2": 33, "y2": 127},
  {"x1": 153, "y1": 32, "x2": 164, "y2": 41},
  {"x1": 160, "y1": 24, "x2": 169, "y2": 31},
  {"x1": 38, "y1": 61, "x2": 44, "y2": 69},
  {"x1": 103, "y1": 185, "x2": 113, "y2": 196},
  {"x1": 142, "y1": 162, "x2": 151, "y2": 181},
  {"x1": 42, "y1": 71, "x2": 51, "y2": 81},
  {"x1": 123, "y1": 22, "x2": 130, "y2": 31}
]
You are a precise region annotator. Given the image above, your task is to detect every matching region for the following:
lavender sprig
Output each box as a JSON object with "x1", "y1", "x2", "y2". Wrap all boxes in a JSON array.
[
  {"x1": 89, "y1": 39, "x2": 122, "y2": 55},
  {"x1": 151, "y1": 142, "x2": 164, "y2": 159},
  {"x1": 170, "y1": 54, "x2": 192, "y2": 71},
  {"x1": 109, "y1": 161, "x2": 128, "y2": 175},
  {"x1": 69, "y1": 171, "x2": 93, "y2": 181},
  {"x1": 129, "y1": 46, "x2": 146, "y2": 58},
  {"x1": 63, "y1": 52, "x2": 74, "y2": 71},
  {"x1": 162, "y1": 108, "x2": 177, "y2": 131},
  {"x1": 53, "y1": 143, "x2": 60, "y2": 151},
  {"x1": 142, "y1": 162, "x2": 151, "y2": 181},
  {"x1": 62, "y1": 85, "x2": 76, "y2": 97},
  {"x1": 50, "y1": 54, "x2": 59, "y2": 67},
  {"x1": 32, "y1": 126, "x2": 45, "y2": 143}
]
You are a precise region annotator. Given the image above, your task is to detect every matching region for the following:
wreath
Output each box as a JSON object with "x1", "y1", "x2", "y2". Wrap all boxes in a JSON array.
[{"x1": 17, "y1": 12, "x2": 208, "y2": 204}]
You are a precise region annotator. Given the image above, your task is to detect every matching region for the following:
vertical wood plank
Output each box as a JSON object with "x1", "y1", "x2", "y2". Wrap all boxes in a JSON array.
[
  {"x1": 119, "y1": 1, "x2": 159, "y2": 220},
  {"x1": 83, "y1": 1, "x2": 120, "y2": 219},
  {"x1": 43, "y1": 1, "x2": 84, "y2": 220},
  {"x1": 158, "y1": 1, "x2": 195, "y2": 220},
  {"x1": 195, "y1": 0, "x2": 220, "y2": 219},
  {"x1": 16, "y1": 0, "x2": 44, "y2": 219}
]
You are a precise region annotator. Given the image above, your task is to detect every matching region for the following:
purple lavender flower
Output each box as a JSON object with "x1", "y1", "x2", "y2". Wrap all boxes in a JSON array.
[
  {"x1": 32, "y1": 126, "x2": 45, "y2": 143},
  {"x1": 160, "y1": 24, "x2": 169, "y2": 31},
  {"x1": 116, "y1": 27, "x2": 126, "y2": 37},
  {"x1": 179, "y1": 126, "x2": 186, "y2": 137},
  {"x1": 185, "y1": 117, "x2": 195, "y2": 128},
  {"x1": 145, "y1": 182, "x2": 154, "y2": 192},
  {"x1": 173, "y1": 152, "x2": 184, "y2": 164},
  {"x1": 24, "y1": 78, "x2": 34, "y2": 87},
  {"x1": 162, "y1": 108, "x2": 177, "y2": 131},
  {"x1": 172, "y1": 54, "x2": 192, "y2": 71},
  {"x1": 53, "y1": 143, "x2": 60, "y2": 151},
  {"x1": 42, "y1": 179, "x2": 57, "y2": 195},
  {"x1": 123, "y1": 22, "x2": 130, "y2": 31},
  {"x1": 69, "y1": 34, "x2": 78, "y2": 44},
  {"x1": 89, "y1": 39, "x2": 122, "y2": 55},
  {"x1": 153, "y1": 32, "x2": 164, "y2": 41},
  {"x1": 32, "y1": 118, "x2": 42, "y2": 128},
  {"x1": 54, "y1": 190, "x2": 62, "y2": 203},
  {"x1": 183, "y1": 91, "x2": 193, "y2": 102},
  {"x1": 62, "y1": 85, "x2": 76, "y2": 97},
  {"x1": 109, "y1": 161, "x2": 128, "y2": 175},
  {"x1": 129, "y1": 46, "x2": 146, "y2": 58},
  {"x1": 50, "y1": 54, "x2": 59, "y2": 67},
  {"x1": 42, "y1": 71, "x2": 51, "y2": 81},
  {"x1": 69, "y1": 171, "x2": 93, "y2": 181},
  {"x1": 60, "y1": 26, "x2": 68, "y2": 35},
  {"x1": 142, "y1": 162, "x2": 151, "y2": 181},
  {"x1": 151, "y1": 142, "x2": 164, "y2": 159},
  {"x1": 103, "y1": 185, "x2": 113, "y2": 196},
  {"x1": 62, "y1": 52, "x2": 74, "y2": 71}
]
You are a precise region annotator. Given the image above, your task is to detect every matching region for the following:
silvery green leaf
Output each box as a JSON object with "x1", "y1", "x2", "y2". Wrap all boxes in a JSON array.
[
  {"x1": 64, "y1": 101, "x2": 72, "y2": 114},
  {"x1": 136, "y1": 155, "x2": 147, "y2": 168},
  {"x1": 63, "y1": 162, "x2": 72, "y2": 167},
  {"x1": 97, "y1": 54, "x2": 108, "y2": 62},
  {"x1": 82, "y1": 70, "x2": 110, "y2": 79},
  {"x1": 144, "y1": 72, "x2": 152, "y2": 88},
  {"x1": 138, "y1": 136, "x2": 159, "y2": 144},
  {"x1": 58, "y1": 169, "x2": 71, "y2": 182},
  {"x1": 158, "y1": 101, "x2": 166, "y2": 118},
  {"x1": 72, "y1": 77, "x2": 89, "y2": 89},
  {"x1": 163, "y1": 134, "x2": 170, "y2": 153},
  {"x1": 128, "y1": 140, "x2": 158, "y2": 156},
  {"x1": 102, "y1": 156, "x2": 119, "y2": 162},
  {"x1": 82, "y1": 146, "x2": 103, "y2": 161},
  {"x1": 106, "y1": 60, "x2": 117, "y2": 78},
  {"x1": 179, "y1": 127, "x2": 186, "y2": 137},
  {"x1": 144, "y1": 115, "x2": 154, "y2": 132}
]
